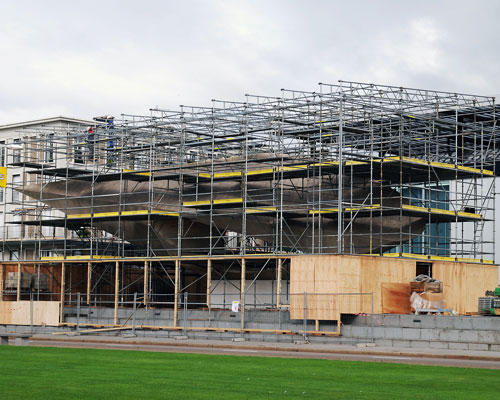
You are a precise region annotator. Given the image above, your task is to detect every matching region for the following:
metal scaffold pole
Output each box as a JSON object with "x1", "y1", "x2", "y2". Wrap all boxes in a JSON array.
[{"x1": 114, "y1": 261, "x2": 119, "y2": 325}]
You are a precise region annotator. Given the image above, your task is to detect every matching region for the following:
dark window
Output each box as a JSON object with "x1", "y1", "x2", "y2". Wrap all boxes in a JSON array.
[{"x1": 416, "y1": 262, "x2": 432, "y2": 277}]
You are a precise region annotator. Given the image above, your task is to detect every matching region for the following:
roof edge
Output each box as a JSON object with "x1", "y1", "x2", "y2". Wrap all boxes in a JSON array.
[{"x1": 0, "y1": 116, "x2": 99, "y2": 130}]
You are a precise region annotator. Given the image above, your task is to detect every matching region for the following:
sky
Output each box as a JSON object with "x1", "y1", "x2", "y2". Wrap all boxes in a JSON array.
[{"x1": 0, "y1": 0, "x2": 499, "y2": 124}]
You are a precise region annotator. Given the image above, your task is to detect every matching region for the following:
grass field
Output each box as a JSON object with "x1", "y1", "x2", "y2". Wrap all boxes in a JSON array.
[{"x1": 0, "y1": 346, "x2": 498, "y2": 399}]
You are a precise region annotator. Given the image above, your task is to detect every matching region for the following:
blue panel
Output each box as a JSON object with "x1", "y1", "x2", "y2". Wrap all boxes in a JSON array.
[{"x1": 387, "y1": 185, "x2": 450, "y2": 256}]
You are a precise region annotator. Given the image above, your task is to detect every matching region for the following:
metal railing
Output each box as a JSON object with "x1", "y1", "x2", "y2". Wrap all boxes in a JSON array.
[{"x1": 54, "y1": 291, "x2": 375, "y2": 342}]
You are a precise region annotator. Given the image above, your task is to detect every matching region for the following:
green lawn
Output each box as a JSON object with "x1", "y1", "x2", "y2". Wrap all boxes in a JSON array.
[{"x1": 0, "y1": 346, "x2": 498, "y2": 399}]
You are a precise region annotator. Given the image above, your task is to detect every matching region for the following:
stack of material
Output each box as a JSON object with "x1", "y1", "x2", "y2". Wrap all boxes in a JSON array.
[
  {"x1": 410, "y1": 274, "x2": 443, "y2": 293},
  {"x1": 410, "y1": 292, "x2": 446, "y2": 312},
  {"x1": 410, "y1": 275, "x2": 448, "y2": 313}
]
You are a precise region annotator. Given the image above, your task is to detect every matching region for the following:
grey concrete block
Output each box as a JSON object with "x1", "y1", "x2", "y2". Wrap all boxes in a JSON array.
[
  {"x1": 472, "y1": 317, "x2": 500, "y2": 331},
  {"x1": 372, "y1": 327, "x2": 386, "y2": 339},
  {"x1": 409, "y1": 340, "x2": 431, "y2": 349},
  {"x1": 435, "y1": 317, "x2": 455, "y2": 329},
  {"x1": 385, "y1": 327, "x2": 403, "y2": 339},
  {"x1": 468, "y1": 343, "x2": 489, "y2": 351},
  {"x1": 352, "y1": 315, "x2": 372, "y2": 326},
  {"x1": 402, "y1": 328, "x2": 421, "y2": 340},
  {"x1": 14, "y1": 337, "x2": 29, "y2": 346},
  {"x1": 350, "y1": 326, "x2": 370, "y2": 338},
  {"x1": 477, "y1": 330, "x2": 500, "y2": 344},
  {"x1": 399, "y1": 315, "x2": 435, "y2": 329},
  {"x1": 412, "y1": 316, "x2": 436, "y2": 329},
  {"x1": 490, "y1": 344, "x2": 500, "y2": 351},
  {"x1": 382, "y1": 315, "x2": 400, "y2": 327},
  {"x1": 438, "y1": 329, "x2": 462, "y2": 342},
  {"x1": 448, "y1": 342, "x2": 468, "y2": 350},
  {"x1": 420, "y1": 329, "x2": 440, "y2": 341},
  {"x1": 452, "y1": 330, "x2": 480, "y2": 343},
  {"x1": 397, "y1": 315, "x2": 415, "y2": 328},
  {"x1": 392, "y1": 339, "x2": 411, "y2": 348},
  {"x1": 340, "y1": 326, "x2": 352, "y2": 335},
  {"x1": 374, "y1": 339, "x2": 393, "y2": 347},
  {"x1": 452, "y1": 317, "x2": 473, "y2": 330},
  {"x1": 429, "y1": 341, "x2": 449, "y2": 349}
]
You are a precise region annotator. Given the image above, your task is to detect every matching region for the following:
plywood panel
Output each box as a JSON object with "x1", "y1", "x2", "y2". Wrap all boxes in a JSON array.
[
  {"x1": 382, "y1": 283, "x2": 411, "y2": 314},
  {"x1": 360, "y1": 257, "x2": 416, "y2": 314},
  {"x1": 325, "y1": 256, "x2": 362, "y2": 314},
  {"x1": 465, "y1": 264, "x2": 497, "y2": 314},
  {"x1": 433, "y1": 261, "x2": 497, "y2": 314},
  {"x1": 0, "y1": 301, "x2": 59, "y2": 326},
  {"x1": 290, "y1": 256, "x2": 316, "y2": 319},
  {"x1": 312, "y1": 256, "x2": 340, "y2": 319},
  {"x1": 306, "y1": 293, "x2": 339, "y2": 321},
  {"x1": 291, "y1": 255, "x2": 351, "y2": 320}
]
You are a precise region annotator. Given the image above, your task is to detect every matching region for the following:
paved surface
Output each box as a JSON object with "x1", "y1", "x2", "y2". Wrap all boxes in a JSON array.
[{"x1": 9, "y1": 333, "x2": 500, "y2": 370}]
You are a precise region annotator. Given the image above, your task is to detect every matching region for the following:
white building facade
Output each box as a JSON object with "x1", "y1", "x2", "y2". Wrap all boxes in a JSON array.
[{"x1": 0, "y1": 117, "x2": 96, "y2": 262}]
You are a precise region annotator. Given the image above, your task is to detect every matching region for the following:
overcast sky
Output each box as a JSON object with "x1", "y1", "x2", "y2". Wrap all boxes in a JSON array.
[{"x1": 0, "y1": 0, "x2": 499, "y2": 124}]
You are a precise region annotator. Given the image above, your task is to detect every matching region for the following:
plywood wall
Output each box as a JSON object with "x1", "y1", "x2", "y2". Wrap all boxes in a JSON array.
[
  {"x1": 359, "y1": 257, "x2": 416, "y2": 314},
  {"x1": 0, "y1": 301, "x2": 60, "y2": 326},
  {"x1": 433, "y1": 262, "x2": 497, "y2": 314},
  {"x1": 290, "y1": 255, "x2": 497, "y2": 319},
  {"x1": 290, "y1": 255, "x2": 416, "y2": 319}
]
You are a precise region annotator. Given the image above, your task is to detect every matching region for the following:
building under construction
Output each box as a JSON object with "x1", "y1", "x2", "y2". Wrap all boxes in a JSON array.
[{"x1": 0, "y1": 81, "x2": 499, "y2": 336}]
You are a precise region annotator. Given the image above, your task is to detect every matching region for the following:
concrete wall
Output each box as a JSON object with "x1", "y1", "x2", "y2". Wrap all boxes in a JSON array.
[
  {"x1": 344, "y1": 314, "x2": 500, "y2": 351},
  {"x1": 57, "y1": 307, "x2": 500, "y2": 351},
  {"x1": 4, "y1": 306, "x2": 500, "y2": 351}
]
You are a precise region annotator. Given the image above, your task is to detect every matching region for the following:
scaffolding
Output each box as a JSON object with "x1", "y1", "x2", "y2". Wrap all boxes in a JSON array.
[
  {"x1": 5, "y1": 81, "x2": 496, "y2": 261},
  {"x1": 0, "y1": 81, "x2": 498, "y2": 332}
]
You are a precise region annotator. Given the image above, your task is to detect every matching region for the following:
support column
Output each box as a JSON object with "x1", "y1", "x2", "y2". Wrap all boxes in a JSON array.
[
  {"x1": 86, "y1": 262, "x2": 91, "y2": 305},
  {"x1": 206, "y1": 259, "x2": 211, "y2": 307},
  {"x1": 240, "y1": 258, "x2": 245, "y2": 331},
  {"x1": 114, "y1": 261, "x2": 119, "y2": 325},
  {"x1": 59, "y1": 263, "x2": 65, "y2": 324},
  {"x1": 0, "y1": 264, "x2": 3, "y2": 301},
  {"x1": 276, "y1": 259, "x2": 282, "y2": 308},
  {"x1": 173, "y1": 259, "x2": 179, "y2": 327},
  {"x1": 144, "y1": 260, "x2": 148, "y2": 306},
  {"x1": 337, "y1": 97, "x2": 344, "y2": 254},
  {"x1": 16, "y1": 263, "x2": 21, "y2": 301}
]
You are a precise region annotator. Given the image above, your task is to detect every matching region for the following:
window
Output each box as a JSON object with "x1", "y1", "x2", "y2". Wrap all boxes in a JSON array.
[
  {"x1": 44, "y1": 133, "x2": 54, "y2": 163},
  {"x1": 12, "y1": 139, "x2": 21, "y2": 163},
  {"x1": 12, "y1": 174, "x2": 20, "y2": 202},
  {"x1": 416, "y1": 262, "x2": 432, "y2": 277},
  {"x1": 74, "y1": 144, "x2": 84, "y2": 164},
  {"x1": 0, "y1": 188, "x2": 4, "y2": 203},
  {"x1": 10, "y1": 250, "x2": 19, "y2": 261},
  {"x1": 0, "y1": 140, "x2": 5, "y2": 166},
  {"x1": 11, "y1": 212, "x2": 21, "y2": 238},
  {"x1": 41, "y1": 250, "x2": 53, "y2": 258}
]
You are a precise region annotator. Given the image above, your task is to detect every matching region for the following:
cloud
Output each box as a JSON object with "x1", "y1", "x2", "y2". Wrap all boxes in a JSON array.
[{"x1": 0, "y1": 0, "x2": 498, "y2": 125}]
